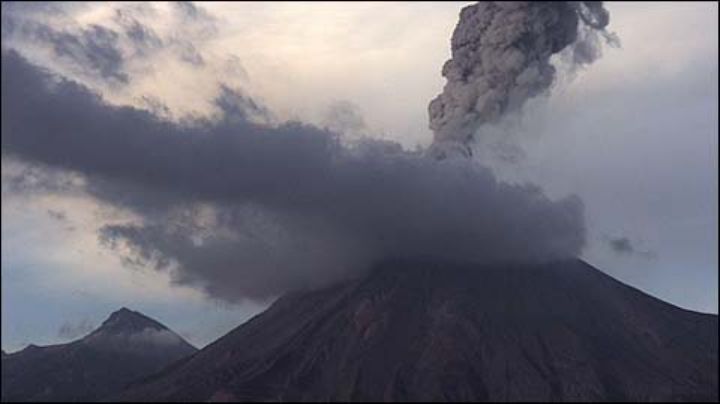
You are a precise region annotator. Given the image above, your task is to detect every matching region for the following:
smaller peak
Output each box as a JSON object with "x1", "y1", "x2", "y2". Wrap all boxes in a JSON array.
[
  {"x1": 81, "y1": 308, "x2": 197, "y2": 354},
  {"x1": 109, "y1": 307, "x2": 137, "y2": 318},
  {"x1": 94, "y1": 307, "x2": 167, "y2": 336}
]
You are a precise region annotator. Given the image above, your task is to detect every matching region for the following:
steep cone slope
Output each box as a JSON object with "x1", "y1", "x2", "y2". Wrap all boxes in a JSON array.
[
  {"x1": 119, "y1": 259, "x2": 717, "y2": 402},
  {"x1": 1, "y1": 308, "x2": 197, "y2": 402}
]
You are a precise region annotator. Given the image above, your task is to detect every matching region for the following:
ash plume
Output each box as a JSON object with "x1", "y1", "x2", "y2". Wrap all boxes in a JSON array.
[
  {"x1": 428, "y1": 1, "x2": 614, "y2": 158},
  {"x1": 0, "y1": 1, "x2": 616, "y2": 303},
  {"x1": 57, "y1": 319, "x2": 95, "y2": 340},
  {"x1": 1, "y1": 50, "x2": 585, "y2": 301},
  {"x1": 606, "y1": 236, "x2": 656, "y2": 259}
]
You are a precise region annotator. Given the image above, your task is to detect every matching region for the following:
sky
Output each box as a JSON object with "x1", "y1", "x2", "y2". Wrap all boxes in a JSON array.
[{"x1": 1, "y1": 2, "x2": 717, "y2": 353}]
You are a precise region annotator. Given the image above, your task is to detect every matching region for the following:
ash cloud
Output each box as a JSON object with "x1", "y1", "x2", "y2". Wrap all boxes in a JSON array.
[
  {"x1": 609, "y1": 237, "x2": 634, "y2": 254},
  {"x1": 2, "y1": 50, "x2": 586, "y2": 302},
  {"x1": 113, "y1": 7, "x2": 164, "y2": 57},
  {"x1": 607, "y1": 236, "x2": 656, "y2": 259},
  {"x1": 58, "y1": 319, "x2": 95, "y2": 340},
  {"x1": 214, "y1": 84, "x2": 273, "y2": 125},
  {"x1": 322, "y1": 101, "x2": 369, "y2": 140},
  {"x1": 45, "y1": 24, "x2": 128, "y2": 83},
  {"x1": 428, "y1": 2, "x2": 615, "y2": 158}
]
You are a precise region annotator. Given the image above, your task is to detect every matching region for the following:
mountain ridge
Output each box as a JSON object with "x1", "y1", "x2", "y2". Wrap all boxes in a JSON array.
[
  {"x1": 93, "y1": 307, "x2": 167, "y2": 334},
  {"x1": 1, "y1": 308, "x2": 197, "y2": 402}
]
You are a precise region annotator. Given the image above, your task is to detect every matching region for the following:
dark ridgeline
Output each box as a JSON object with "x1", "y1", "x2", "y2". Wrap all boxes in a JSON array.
[
  {"x1": 114, "y1": 259, "x2": 718, "y2": 402},
  {"x1": 1, "y1": 308, "x2": 197, "y2": 402}
]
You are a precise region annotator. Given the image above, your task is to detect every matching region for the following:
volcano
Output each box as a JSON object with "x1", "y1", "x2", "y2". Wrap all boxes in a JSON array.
[
  {"x1": 117, "y1": 259, "x2": 718, "y2": 402},
  {"x1": 1, "y1": 308, "x2": 197, "y2": 402}
]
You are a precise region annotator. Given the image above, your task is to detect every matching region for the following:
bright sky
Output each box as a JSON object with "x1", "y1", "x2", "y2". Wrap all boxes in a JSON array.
[{"x1": 1, "y1": 2, "x2": 717, "y2": 352}]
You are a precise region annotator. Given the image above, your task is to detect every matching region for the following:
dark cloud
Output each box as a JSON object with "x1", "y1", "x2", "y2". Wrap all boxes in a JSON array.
[
  {"x1": 113, "y1": 8, "x2": 164, "y2": 56},
  {"x1": 1, "y1": 50, "x2": 586, "y2": 302}
]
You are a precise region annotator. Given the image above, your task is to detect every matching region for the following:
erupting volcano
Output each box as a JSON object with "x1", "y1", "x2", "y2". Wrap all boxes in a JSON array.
[
  {"x1": 116, "y1": 259, "x2": 718, "y2": 402},
  {"x1": 1, "y1": 1, "x2": 717, "y2": 402}
]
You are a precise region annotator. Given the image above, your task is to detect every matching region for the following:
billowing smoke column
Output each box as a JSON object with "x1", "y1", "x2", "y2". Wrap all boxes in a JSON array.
[
  {"x1": 0, "y1": 2, "x2": 610, "y2": 302},
  {"x1": 429, "y1": 1, "x2": 613, "y2": 158},
  {"x1": 1, "y1": 50, "x2": 586, "y2": 302}
]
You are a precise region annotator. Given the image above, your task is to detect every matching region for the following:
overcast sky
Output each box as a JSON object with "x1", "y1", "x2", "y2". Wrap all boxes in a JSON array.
[{"x1": 1, "y1": 2, "x2": 717, "y2": 352}]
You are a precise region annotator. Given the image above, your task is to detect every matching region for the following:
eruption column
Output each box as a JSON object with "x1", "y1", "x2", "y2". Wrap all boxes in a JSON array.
[{"x1": 428, "y1": 1, "x2": 613, "y2": 159}]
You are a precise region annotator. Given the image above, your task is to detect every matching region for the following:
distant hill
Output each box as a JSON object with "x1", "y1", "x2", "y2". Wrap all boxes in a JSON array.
[{"x1": 1, "y1": 308, "x2": 197, "y2": 402}]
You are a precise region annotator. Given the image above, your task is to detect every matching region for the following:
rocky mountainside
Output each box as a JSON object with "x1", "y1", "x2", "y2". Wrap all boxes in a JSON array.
[
  {"x1": 116, "y1": 259, "x2": 718, "y2": 402},
  {"x1": 1, "y1": 308, "x2": 197, "y2": 402}
]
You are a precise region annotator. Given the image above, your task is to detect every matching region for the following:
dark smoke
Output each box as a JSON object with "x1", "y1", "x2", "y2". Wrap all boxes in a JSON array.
[
  {"x1": 607, "y1": 236, "x2": 656, "y2": 259},
  {"x1": 1, "y1": 50, "x2": 586, "y2": 302},
  {"x1": 428, "y1": 1, "x2": 614, "y2": 158},
  {"x1": 609, "y1": 237, "x2": 633, "y2": 254}
]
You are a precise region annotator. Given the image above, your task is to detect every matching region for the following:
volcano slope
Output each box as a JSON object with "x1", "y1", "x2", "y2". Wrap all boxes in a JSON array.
[{"x1": 117, "y1": 259, "x2": 718, "y2": 402}]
